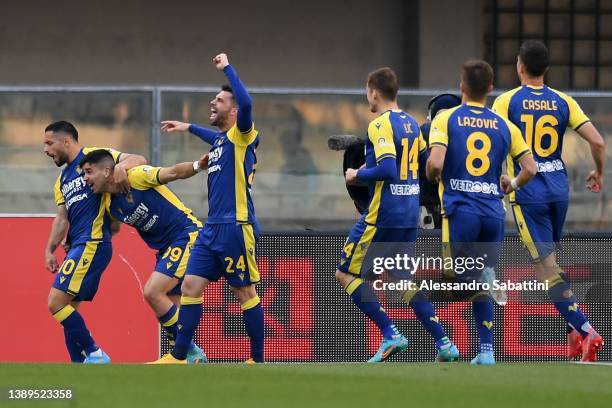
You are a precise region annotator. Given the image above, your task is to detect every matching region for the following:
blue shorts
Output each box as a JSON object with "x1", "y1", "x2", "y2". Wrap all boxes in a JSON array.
[
  {"x1": 512, "y1": 201, "x2": 568, "y2": 262},
  {"x1": 442, "y1": 211, "x2": 504, "y2": 282},
  {"x1": 154, "y1": 229, "x2": 200, "y2": 296},
  {"x1": 185, "y1": 223, "x2": 260, "y2": 288},
  {"x1": 52, "y1": 241, "x2": 112, "y2": 302},
  {"x1": 338, "y1": 216, "x2": 418, "y2": 279}
]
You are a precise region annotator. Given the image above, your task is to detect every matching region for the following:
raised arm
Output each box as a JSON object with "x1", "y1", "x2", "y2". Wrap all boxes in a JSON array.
[
  {"x1": 157, "y1": 154, "x2": 209, "y2": 184},
  {"x1": 213, "y1": 53, "x2": 253, "y2": 132},
  {"x1": 113, "y1": 152, "x2": 148, "y2": 194}
]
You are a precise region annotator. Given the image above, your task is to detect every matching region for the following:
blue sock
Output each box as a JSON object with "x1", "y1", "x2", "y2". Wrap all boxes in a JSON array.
[
  {"x1": 53, "y1": 305, "x2": 97, "y2": 355},
  {"x1": 407, "y1": 291, "x2": 448, "y2": 347},
  {"x1": 242, "y1": 296, "x2": 265, "y2": 363},
  {"x1": 472, "y1": 297, "x2": 494, "y2": 353},
  {"x1": 547, "y1": 278, "x2": 590, "y2": 337},
  {"x1": 171, "y1": 296, "x2": 202, "y2": 360},
  {"x1": 63, "y1": 328, "x2": 85, "y2": 363},
  {"x1": 345, "y1": 278, "x2": 398, "y2": 340},
  {"x1": 158, "y1": 304, "x2": 179, "y2": 346}
]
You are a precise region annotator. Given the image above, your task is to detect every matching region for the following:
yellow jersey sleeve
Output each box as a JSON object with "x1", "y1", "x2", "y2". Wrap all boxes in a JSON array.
[
  {"x1": 127, "y1": 165, "x2": 162, "y2": 190},
  {"x1": 83, "y1": 147, "x2": 122, "y2": 163},
  {"x1": 491, "y1": 86, "x2": 521, "y2": 119},
  {"x1": 429, "y1": 110, "x2": 452, "y2": 148},
  {"x1": 563, "y1": 94, "x2": 590, "y2": 130},
  {"x1": 54, "y1": 175, "x2": 64, "y2": 206},
  {"x1": 418, "y1": 131, "x2": 427, "y2": 153},
  {"x1": 367, "y1": 113, "x2": 396, "y2": 161},
  {"x1": 227, "y1": 123, "x2": 258, "y2": 146},
  {"x1": 507, "y1": 120, "x2": 532, "y2": 161}
]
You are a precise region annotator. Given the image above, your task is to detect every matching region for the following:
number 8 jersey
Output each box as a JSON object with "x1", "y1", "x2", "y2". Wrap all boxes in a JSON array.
[
  {"x1": 430, "y1": 102, "x2": 531, "y2": 219},
  {"x1": 492, "y1": 85, "x2": 590, "y2": 204}
]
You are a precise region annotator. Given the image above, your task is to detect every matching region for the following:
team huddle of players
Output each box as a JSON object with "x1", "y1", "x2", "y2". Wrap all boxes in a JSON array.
[{"x1": 44, "y1": 42, "x2": 605, "y2": 365}]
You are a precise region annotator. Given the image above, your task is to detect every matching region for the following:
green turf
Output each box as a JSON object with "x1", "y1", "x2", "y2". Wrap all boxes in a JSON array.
[{"x1": 1, "y1": 363, "x2": 610, "y2": 408}]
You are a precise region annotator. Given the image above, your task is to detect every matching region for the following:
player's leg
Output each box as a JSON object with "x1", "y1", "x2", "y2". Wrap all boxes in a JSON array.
[
  {"x1": 62, "y1": 301, "x2": 85, "y2": 362},
  {"x1": 388, "y1": 228, "x2": 458, "y2": 361},
  {"x1": 150, "y1": 226, "x2": 220, "y2": 364},
  {"x1": 336, "y1": 218, "x2": 407, "y2": 362},
  {"x1": 223, "y1": 223, "x2": 264, "y2": 363},
  {"x1": 49, "y1": 241, "x2": 112, "y2": 364}
]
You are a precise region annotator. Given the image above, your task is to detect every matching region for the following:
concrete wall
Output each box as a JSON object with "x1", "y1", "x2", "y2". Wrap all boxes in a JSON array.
[
  {"x1": 418, "y1": 0, "x2": 485, "y2": 88},
  {"x1": 0, "y1": 0, "x2": 419, "y2": 87}
]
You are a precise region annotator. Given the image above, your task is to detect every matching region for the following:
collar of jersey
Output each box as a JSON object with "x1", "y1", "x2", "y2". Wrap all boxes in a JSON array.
[
  {"x1": 465, "y1": 101, "x2": 485, "y2": 108},
  {"x1": 524, "y1": 84, "x2": 545, "y2": 89}
]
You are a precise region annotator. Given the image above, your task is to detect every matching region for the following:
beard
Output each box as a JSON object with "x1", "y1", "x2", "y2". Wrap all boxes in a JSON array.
[{"x1": 54, "y1": 152, "x2": 69, "y2": 167}]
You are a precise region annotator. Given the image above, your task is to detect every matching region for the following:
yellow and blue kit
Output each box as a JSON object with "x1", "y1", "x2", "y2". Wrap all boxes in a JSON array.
[
  {"x1": 185, "y1": 65, "x2": 260, "y2": 288},
  {"x1": 338, "y1": 110, "x2": 426, "y2": 277},
  {"x1": 107, "y1": 165, "x2": 202, "y2": 293},
  {"x1": 430, "y1": 103, "x2": 531, "y2": 280},
  {"x1": 493, "y1": 85, "x2": 589, "y2": 260},
  {"x1": 52, "y1": 147, "x2": 120, "y2": 301}
]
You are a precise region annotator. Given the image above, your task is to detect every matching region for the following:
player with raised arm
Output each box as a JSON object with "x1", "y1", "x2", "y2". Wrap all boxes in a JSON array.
[
  {"x1": 79, "y1": 149, "x2": 209, "y2": 363},
  {"x1": 492, "y1": 40, "x2": 606, "y2": 362},
  {"x1": 151, "y1": 53, "x2": 264, "y2": 364},
  {"x1": 43, "y1": 120, "x2": 146, "y2": 363},
  {"x1": 342, "y1": 68, "x2": 459, "y2": 363},
  {"x1": 427, "y1": 60, "x2": 536, "y2": 365}
]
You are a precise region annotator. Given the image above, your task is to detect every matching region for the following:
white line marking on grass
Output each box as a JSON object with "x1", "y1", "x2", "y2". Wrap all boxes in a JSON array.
[{"x1": 118, "y1": 253, "x2": 145, "y2": 300}]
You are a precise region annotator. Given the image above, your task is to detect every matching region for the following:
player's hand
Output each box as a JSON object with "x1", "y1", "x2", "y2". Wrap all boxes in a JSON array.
[
  {"x1": 60, "y1": 238, "x2": 71, "y2": 253},
  {"x1": 500, "y1": 175, "x2": 512, "y2": 194},
  {"x1": 161, "y1": 120, "x2": 190, "y2": 133},
  {"x1": 113, "y1": 165, "x2": 131, "y2": 194},
  {"x1": 213, "y1": 53, "x2": 229, "y2": 70},
  {"x1": 198, "y1": 153, "x2": 209, "y2": 170},
  {"x1": 345, "y1": 168, "x2": 359, "y2": 185},
  {"x1": 586, "y1": 170, "x2": 603, "y2": 193},
  {"x1": 45, "y1": 251, "x2": 59, "y2": 273}
]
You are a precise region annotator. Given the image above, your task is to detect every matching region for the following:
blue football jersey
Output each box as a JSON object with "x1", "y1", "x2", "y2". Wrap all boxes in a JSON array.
[
  {"x1": 363, "y1": 110, "x2": 426, "y2": 228},
  {"x1": 54, "y1": 147, "x2": 121, "y2": 246},
  {"x1": 108, "y1": 165, "x2": 202, "y2": 250},
  {"x1": 493, "y1": 85, "x2": 590, "y2": 203},
  {"x1": 430, "y1": 103, "x2": 531, "y2": 219}
]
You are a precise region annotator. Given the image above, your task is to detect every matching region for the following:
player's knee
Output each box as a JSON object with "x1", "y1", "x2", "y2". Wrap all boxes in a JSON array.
[
  {"x1": 180, "y1": 278, "x2": 203, "y2": 298},
  {"x1": 143, "y1": 284, "x2": 162, "y2": 305},
  {"x1": 47, "y1": 290, "x2": 69, "y2": 314},
  {"x1": 230, "y1": 285, "x2": 257, "y2": 304}
]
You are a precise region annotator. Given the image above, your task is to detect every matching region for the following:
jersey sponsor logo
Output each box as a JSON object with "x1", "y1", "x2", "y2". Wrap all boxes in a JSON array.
[
  {"x1": 65, "y1": 193, "x2": 88, "y2": 209},
  {"x1": 208, "y1": 146, "x2": 224, "y2": 163},
  {"x1": 536, "y1": 159, "x2": 564, "y2": 173},
  {"x1": 207, "y1": 164, "x2": 221, "y2": 174},
  {"x1": 389, "y1": 184, "x2": 420, "y2": 196},
  {"x1": 522, "y1": 99, "x2": 558, "y2": 111},
  {"x1": 457, "y1": 116, "x2": 499, "y2": 130},
  {"x1": 123, "y1": 202, "x2": 152, "y2": 228},
  {"x1": 449, "y1": 178, "x2": 499, "y2": 195},
  {"x1": 61, "y1": 176, "x2": 87, "y2": 197},
  {"x1": 142, "y1": 214, "x2": 159, "y2": 231}
]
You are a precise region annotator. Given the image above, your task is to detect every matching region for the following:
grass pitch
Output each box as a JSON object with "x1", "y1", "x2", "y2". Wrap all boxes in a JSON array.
[{"x1": 1, "y1": 362, "x2": 610, "y2": 407}]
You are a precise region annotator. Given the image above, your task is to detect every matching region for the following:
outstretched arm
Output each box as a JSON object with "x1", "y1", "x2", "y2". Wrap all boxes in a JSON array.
[
  {"x1": 213, "y1": 53, "x2": 253, "y2": 133},
  {"x1": 161, "y1": 120, "x2": 219, "y2": 146},
  {"x1": 157, "y1": 154, "x2": 209, "y2": 184}
]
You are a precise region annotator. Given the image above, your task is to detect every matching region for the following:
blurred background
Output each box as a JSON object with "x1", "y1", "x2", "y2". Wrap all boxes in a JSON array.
[{"x1": 0, "y1": 0, "x2": 610, "y2": 230}]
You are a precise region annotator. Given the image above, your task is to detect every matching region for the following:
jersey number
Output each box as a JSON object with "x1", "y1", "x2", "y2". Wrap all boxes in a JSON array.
[
  {"x1": 520, "y1": 114, "x2": 559, "y2": 157},
  {"x1": 400, "y1": 138, "x2": 419, "y2": 180},
  {"x1": 465, "y1": 132, "x2": 491, "y2": 176}
]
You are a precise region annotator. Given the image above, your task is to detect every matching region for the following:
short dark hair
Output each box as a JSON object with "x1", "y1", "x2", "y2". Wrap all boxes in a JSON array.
[
  {"x1": 45, "y1": 121, "x2": 79, "y2": 141},
  {"x1": 519, "y1": 40, "x2": 549, "y2": 77},
  {"x1": 367, "y1": 67, "x2": 399, "y2": 101},
  {"x1": 79, "y1": 149, "x2": 115, "y2": 169},
  {"x1": 461, "y1": 59, "x2": 494, "y2": 100}
]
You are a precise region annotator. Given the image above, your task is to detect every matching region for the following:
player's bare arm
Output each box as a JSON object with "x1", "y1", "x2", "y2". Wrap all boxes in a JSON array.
[
  {"x1": 426, "y1": 146, "x2": 446, "y2": 183},
  {"x1": 157, "y1": 153, "x2": 209, "y2": 184},
  {"x1": 576, "y1": 122, "x2": 606, "y2": 192},
  {"x1": 501, "y1": 153, "x2": 537, "y2": 194},
  {"x1": 44, "y1": 204, "x2": 69, "y2": 273},
  {"x1": 114, "y1": 153, "x2": 147, "y2": 194},
  {"x1": 161, "y1": 120, "x2": 190, "y2": 133}
]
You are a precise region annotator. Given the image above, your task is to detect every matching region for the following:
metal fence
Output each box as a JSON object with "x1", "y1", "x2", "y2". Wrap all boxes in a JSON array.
[{"x1": 0, "y1": 86, "x2": 611, "y2": 230}]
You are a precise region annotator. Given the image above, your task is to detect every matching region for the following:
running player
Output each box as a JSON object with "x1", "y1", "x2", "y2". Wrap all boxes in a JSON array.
[
  {"x1": 43, "y1": 120, "x2": 146, "y2": 363},
  {"x1": 151, "y1": 53, "x2": 264, "y2": 364},
  {"x1": 342, "y1": 67, "x2": 459, "y2": 363},
  {"x1": 427, "y1": 60, "x2": 536, "y2": 365},
  {"x1": 79, "y1": 149, "x2": 209, "y2": 363},
  {"x1": 492, "y1": 40, "x2": 606, "y2": 362}
]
